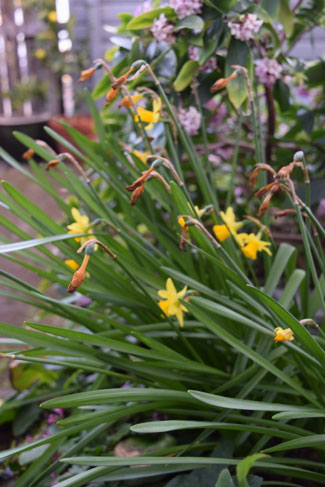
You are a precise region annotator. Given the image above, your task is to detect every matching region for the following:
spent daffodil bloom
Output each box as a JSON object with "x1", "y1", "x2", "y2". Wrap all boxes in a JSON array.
[
  {"x1": 239, "y1": 232, "x2": 272, "y2": 260},
  {"x1": 274, "y1": 327, "x2": 294, "y2": 343},
  {"x1": 119, "y1": 94, "x2": 144, "y2": 108},
  {"x1": 65, "y1": 259, "x2": 90, "y2": 277},
  {"x1": 158, "y1": 278, "x2": 188, "y2": 327},
  {"x1": 67, "y1": 208, "x2": 93, "y2": 245},
  {"x1": 213, "y1": 207, "x2": 243, "y2": 242},
  {"x1": 135, "y1": 97, "x2": 162, "y2": 131}
]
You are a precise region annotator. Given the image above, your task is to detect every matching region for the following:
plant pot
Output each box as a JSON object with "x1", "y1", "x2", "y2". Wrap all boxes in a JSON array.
[{"x1": 0, "y1": 114, "x2": 53, "y2": 161}]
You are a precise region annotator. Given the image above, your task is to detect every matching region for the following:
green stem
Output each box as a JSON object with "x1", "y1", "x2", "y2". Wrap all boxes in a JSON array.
[
  {"x1": 295, "y1": 203, "x2": 325, "y2": 316},
  {"x1": 226, "y1": 110, "x2": 243, "y2": 208}
]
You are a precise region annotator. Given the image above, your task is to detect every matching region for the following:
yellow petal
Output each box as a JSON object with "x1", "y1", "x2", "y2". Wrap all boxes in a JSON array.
[
  {"x1": 213, "y1": 224, "x2": 230, "y2": 242},
  {"x1": 135, "y1": 107, "x2": 154, "y2": 124},
  {"x1": 158, "y1": 289, "x2": 169, "y2": 299},
  {"x1": 158, "y1": 299, "x2": 170, "y2": 316},
  {"x1": 166, "y1": 278, "x2": 177, "y2": 296},
  {"x1": 241, "y1": 241, "x2": 259, "y2": 260}
]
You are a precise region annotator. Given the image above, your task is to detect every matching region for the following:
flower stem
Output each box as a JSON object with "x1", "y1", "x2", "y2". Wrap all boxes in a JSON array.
[{"x1": 226, "y1": 110, "x2": 243, "y2": 208}]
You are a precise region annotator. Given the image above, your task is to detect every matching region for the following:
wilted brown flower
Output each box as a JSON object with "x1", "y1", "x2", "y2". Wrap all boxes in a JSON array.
[
  {"x1": 105, "y1": 88, "x2": 119, "y2": 105},
  {"x1": 46, "y1": 159, "x2": 60, "y2": 171},
  {"x1": 22, "y1": 148, "x2": 35, "y2": 160},
  {"x1": 210, "y1": 72, "x2": 238, "y2": 92},
  {"x1": 67, "y1": 254, "x2": 90, "y2": 293},
  {"x1": 112, "y1": 67, "x2": 134, "y2": 90},
  {"x1": 179, "y1": 224, "x2": 188, "y2": 252},
  {"x1": 130, "y1": 185, "x2": 144, "y2": 206},
  {"x1": 78, "y1": 66, "x2": 96, "y2": 82}
]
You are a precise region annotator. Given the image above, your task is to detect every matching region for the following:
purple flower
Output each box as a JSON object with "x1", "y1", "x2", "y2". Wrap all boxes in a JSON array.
[
  {"x1": 228, "y1": 14, "x2": 263, "y2": 41},
  {"x1": 169, "y1": 0, "x2": 203, "y2": 19},
  {"x1": 151, "y1": 14, "x2": 175, "y2": 44},
  {"x1": 255, "y1": 58, "x2": 282, "y2": 85},
  {"x1": 178, "y1": 106, "x2": 201, "y2": 135}
]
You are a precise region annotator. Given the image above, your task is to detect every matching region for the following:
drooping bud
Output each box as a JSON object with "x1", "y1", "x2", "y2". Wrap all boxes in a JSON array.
[
  {"x1": 22, "y1": 149, "x2": 35, "y2": 160},
  {"x1": 67, "y1": 253, "x2": 91, "y2": 293},
  {"x1": 105, "y1": 88, "x2": 119, "y2": 105},
  {"x1": 210, "y1": 71, "x2": 238, "y2": 92},
  {"x1": 78, "y1": 63, "x2": 102, "y2": 82},
  {"x1": 46, "y1": 159, "x2": 60, "y2": 171},
  {"x1": 130, "y1": 185, "x2": 144, "y2": 206}
]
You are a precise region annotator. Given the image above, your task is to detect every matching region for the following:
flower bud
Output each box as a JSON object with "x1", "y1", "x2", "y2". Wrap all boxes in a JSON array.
[{"x1": 293, "y1": 151, "x2": 304, "y2": 161}]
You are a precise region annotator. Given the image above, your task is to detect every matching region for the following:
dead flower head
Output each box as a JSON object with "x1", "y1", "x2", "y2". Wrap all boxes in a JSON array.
[
  {"x1": 46, "y1": 159, "x2": 60, "y2": 171},
  {"x1": 125, "y1": 167, "x2": 154, "y2": 206},
  {"x1": 105, "y1": 88, "x2": 119, "y2": 105},
  {"x1": 112, "y1": 67, "x2": 134, "y2": 90},
  {"x1": 210, "y1": 71, "x2": 238, "y2": 93},
  {"x1": 22, "y1": 148, "x2": 35, "y2": 160}
]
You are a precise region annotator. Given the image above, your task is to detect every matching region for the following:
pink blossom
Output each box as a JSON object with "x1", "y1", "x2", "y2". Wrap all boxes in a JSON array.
[
  {"x1": 151, "y1": 14, "x2": 175, "y2": 44},
  {"x1": 255, "y1": 58, "x2": 282, "y2": 85},
  {"x1": 169, "y1": 0, "x2": 203, "y2": 19},
  {"x1": 178, "y1": 106, "x2": 201, "y2": 135},
  {"x1": 134, "y1": 1, "x2": 152, "y2": 16},
  {"x1": 228, "y1": 14, "x2": 263, "y2": 41},
  {"x1": 188, "y1": 46, "x2": 217, "y2": 72}
]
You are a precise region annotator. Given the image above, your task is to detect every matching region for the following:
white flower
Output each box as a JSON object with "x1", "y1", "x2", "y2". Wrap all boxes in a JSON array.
[
  {"x1": 169, "y1": 0, "x2": 203, "y2": 19},
  {"x1": 255, "y1": 58, "x2": 282, "y2": 85},
  {"x1": 151, "y1": 14, "x2": 175, "y2": 44},
  {"x1": 178, "y1": 106, "x2": 201, "y2": 135},
  {"x1": 228, "y1": 13, "x2": 263, "y2": 41}
]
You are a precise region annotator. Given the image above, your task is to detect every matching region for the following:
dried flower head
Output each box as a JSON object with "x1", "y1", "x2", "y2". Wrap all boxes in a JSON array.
[
  {"x1": 46, "y1": 159, "x2": 60, "y2": 171},
  {"x1": 22, "y1": 148, "x2": 35, "y2": 160},
  {"x1": 112, "y1": 67, "x2": 134, "y2": 90},
  {"x1": 211, "y1": 72, "x2": 238, "y2": 92},
  {"x1": 105, "y1": 88, "x2": 119, "y2": 105}
]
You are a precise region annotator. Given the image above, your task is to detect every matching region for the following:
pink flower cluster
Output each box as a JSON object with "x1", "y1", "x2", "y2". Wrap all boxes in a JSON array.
[
  {"x1": 178, "y1": 106, "x2": 201, "y2": 135},
  {"x1": 228, "y1": 13, "x2": 262, "y2": 41},
  {"x1": 188, "y1": 46, "x2": 217, "y2": 72},
  {"x1": 134, "y1": 1, "x2": 152, "y2": 16},
  {"x1": 151, "y1": 14, "x2": 175, "y2": 44},
  {"x1": 255, "y1": 58, "x2": 282, "y2": 85},
  {"x1": 169, "y1": 0, "x2": 203, "y2": 19}
]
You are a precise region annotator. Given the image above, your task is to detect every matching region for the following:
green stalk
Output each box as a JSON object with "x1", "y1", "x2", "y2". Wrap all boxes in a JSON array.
[
  {"x1": 226, "y1": 110, "x2": 243, "y2": 208},
  {"x1": 155, "y1": 80, "x2": 219, "y2": 210},
  {"x1": 295, "y1": 203, "x2": 325, "y2": 316}
]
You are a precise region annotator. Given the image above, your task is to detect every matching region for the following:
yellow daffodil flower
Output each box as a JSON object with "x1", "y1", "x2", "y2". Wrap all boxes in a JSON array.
[
  {"x1": 132, "y1": 150, "x2": 149, "y2": 164},
  {"x1": 213, "y1": 207, "x2": 243, "y2": 242},
  {"x1": 178, "y1": 204, "x2": 205, "y2": 228},
  {"x1": 135, "y1": 97, "x2": 162, "y2": 131},
  {"x1": 158, "y1": 278, "x2": 188, "y2": 327},
  {"x1": 67, "y1": 208, "x2": 93, "y2": 245},
  {"x1": 239, "y1": 232, "x2": 272, "y2": 260},
  {"x1": 274, "y1": 327, "x2": 294, "y2": 343}
]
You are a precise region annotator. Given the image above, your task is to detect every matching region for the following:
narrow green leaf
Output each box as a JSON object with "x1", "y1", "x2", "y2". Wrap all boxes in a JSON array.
[
  {"x1": 0, "y1": 233, "x2": 84, "y2": 254},
  {"x1": 174, "y1": 61, "x2": 199, "y2": 91},
  {"x1": 188, "y1": 391, "x2": 313, "y2": 412},
  {"x1": 264, "y1": 243, "x2": 295, "y2": 296},
  {"x1": 216, "y1": 469, "x2": 235, "y2": 487},
  {"x1": 263, "y1": 435, "x2": 325, "y2": 454},
  {"x1": 247, "y1": 286, "x2": 325, "y2": 366}
]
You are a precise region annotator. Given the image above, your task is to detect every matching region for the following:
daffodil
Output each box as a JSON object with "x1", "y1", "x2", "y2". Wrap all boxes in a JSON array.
[
  {"x1": 67, "y1": 208, "x2": 93, "y2": 245},
  {"x1": 274, "y1": 327, "x2": 294, "y2": 343},
  {"x1": 239, "y1": 232, "x2": 272, "y2": 260},
  {"x1": 178, "y1": 204, "x2": 206, "y2": 228},
  {"x1": 48, "y1": 10, "x2": 57, "y2": 22},
  {"x1": 213, "y1": 207, "x2": 243, "y2": 242},
  {"x1": 158, "y1": 278, "x2": 188, "y2": 327},
  {"x1": 135, "y1": 97, "x2": 162, "y2": 131},
  {"x1": 132, "y1": 150, "x2": 149, "y2": 164}
]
